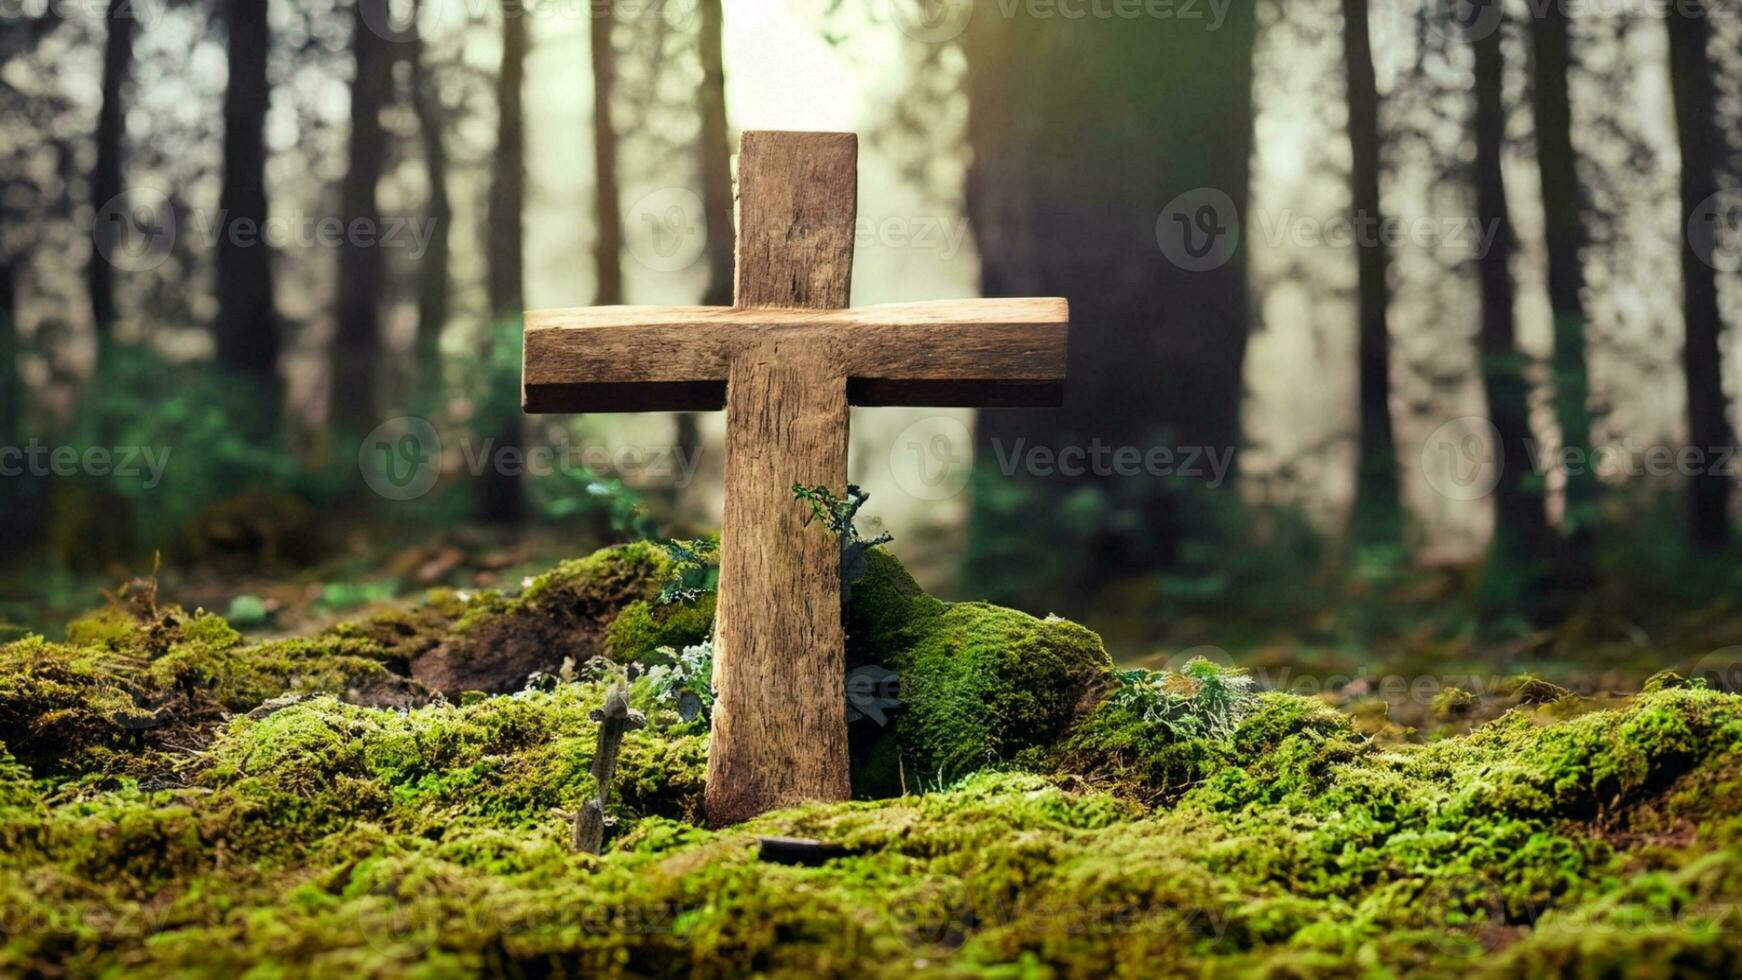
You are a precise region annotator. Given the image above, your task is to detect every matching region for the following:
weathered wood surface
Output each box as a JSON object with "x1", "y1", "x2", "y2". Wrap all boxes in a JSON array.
[
  {"x1": 519, "y1": 130, "x2": 1070, "y2": 825},
  {"x1": 733, "y1": 130, "x2": 857, "y2": 309},
  {"x1": 522, "y1": 298, "x2": 1069, "y2": 412},
  {"x1": 704, "y1": 132, "x2": 859, "y2": 825}
]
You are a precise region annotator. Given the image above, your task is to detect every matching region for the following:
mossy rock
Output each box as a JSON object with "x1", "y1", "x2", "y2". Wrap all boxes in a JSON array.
[
  {"x1": 847, "y1": 549, "x2": 1114, "y2": 795},
  {"x1": 602, "y1": 594, "x2": 715, "y2": 663},
  {"x1": 409, "y1": 542, "x2": 678, "y2": 695},
  {"x1": 0, "y1": 604, "x2": 429, "y2": 776}
]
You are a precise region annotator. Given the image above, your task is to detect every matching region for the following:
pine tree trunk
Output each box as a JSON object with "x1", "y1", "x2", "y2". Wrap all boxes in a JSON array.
[
  {"x1": 332, "y1": 0, "x2": 392, "y2": 438},
  {"x1": 1666, "y1": 1, "x2": 1733, "y2": 550},
  {"x1": 214, "y1": 0, "x2": 280, "y2": 433},
  {"x1": 478, "y1": 0, "x2": 528, "y2": 524},
  {"x1": 697, "y1": 0, "x2": 732, "y2": 308},
  {"x1": 676, "y1": 0, "x2": 734, "y2": 511},
  {"x1": 963, "y1": 7, "x2": 1258, "y2": 603},
  {"x1": 409, "y1": 0, "x2": 451, "y2": 402},
  {"x1": 590, "y1": 0, "x2": 622, "y2": 306},
  {"x1": 1342, "y1": 0, "x2": 1402, "y2": 551},
  {"x1": 0, "y1": 209, "x2": 18, "y2": 451},
  {"x1": 87, "y1": 0, "x2": 134, "y2": 367},
  {"x1": 1528, "y1": 1, "x2": 1598, "y2": 561},
  {"x1": 1471, "y1": 0, "x2": 1553, "y2": 584}
]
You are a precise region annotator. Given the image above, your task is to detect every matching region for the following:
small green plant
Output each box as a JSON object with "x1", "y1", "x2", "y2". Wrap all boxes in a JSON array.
[
  {"x1": 791, "y1": 483, "x2": 893, "y2": 605},
  {"x1": 1110, "y1": 657, "x2": 1256, "y2": 740},
  {"x1": 658, "y1": 538, "x2": 720, "y2": 605},
  {"x1": 643, "y1": 641, "x2": 715, "y2": 723}
]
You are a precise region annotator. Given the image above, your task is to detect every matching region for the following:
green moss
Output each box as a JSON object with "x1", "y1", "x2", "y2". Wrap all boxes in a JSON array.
[
  {"x1": 0, "y1": 605, "x2": 429, "y2": 776},
  {"x1": 846, "y1": 547, "x2": 946, "y2": 660},
  {"x1": 603, "y1": 594, "x2": 715, "y2": 663},
  {"x1": 2, "y1": 682, "x2": 1741, "y2": 975},
  {"x1": 514, "y1": 540, "x2": 672, "y2": 616},
  {"x1": 1431, "y1": 685, "x2": 1477, "y2": 720},
  {"x1": 874, "y1": 603, "x2": 1113, "y2": 784},
  {"x1": 0, "y1": 746, "x2": 36, "y2": 810},
  {"x1": 10, "y1": 545, "x2": 1742, "y2": 975},
  {"x1": 0, "y1": 635, "x2": 151, "y2": 771},
  {"x1": 323, "y1": 587, "x2": 471, "y2": 669}
]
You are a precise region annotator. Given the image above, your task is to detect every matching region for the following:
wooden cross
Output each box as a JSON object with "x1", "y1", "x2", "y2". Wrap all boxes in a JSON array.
[{"x1": 522, "y1": 131, "x2": 1068, "y2": 825}]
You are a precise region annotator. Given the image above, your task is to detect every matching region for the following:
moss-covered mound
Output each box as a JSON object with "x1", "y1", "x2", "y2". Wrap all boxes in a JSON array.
[
  {"x1": 385, "y1": 542, "x2": 714, "y2": 696},
  {"x1": 3, "y1": 543, "x2": 1741, "y2": 976},
  {"x1": 846, "y1": 549, "x2": 1115, "y2": 795},
  {"x1": 0, "y1": 606, "x2": 428, "y2": 776}
]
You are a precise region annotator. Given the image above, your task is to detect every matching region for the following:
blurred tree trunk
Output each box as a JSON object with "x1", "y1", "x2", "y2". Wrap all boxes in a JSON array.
[
  {"x1": 1666, "y1": 1, "x2": 1733, "y2": 550},
  {"x1": 1471, "y1": 0, "x2": 1553, "y2": 589},
  {"x1": 1528, "y1": 1, "x2": 1597, "y2": 564},
  {"x1": 214, "y1": 0, "x2": 280, "y2": 433},
  {"x1": 0, "y1": 206, "x2": 17, "y2": 450},
  {"x1": 963, "y1": 7, "x2": 1258, "y2": 603},
  {"x1": 1342, "y1": 0, "x2": 1402, "y2": 552},
  {"x1": 479, "y1": 1, "x2": 528, "y2": 524},
  {"x1": 332, "y1": 0, "x2": 392, "y2": 438},
  {"x1": 408, "y1": 0, "x2": 450, "y2": 401},
  {"x1": 697, "y1": 0, "x2": 732, "y2": 308},
  {"x1": 591, "y1": 0, "x2": 622, "y2": 306},
  {"x1": 87, "y1": 0, "x2": 134, "y2": 367},
  {"x1": 674, "y1": 0, "x2": 734, "y2": 511}
]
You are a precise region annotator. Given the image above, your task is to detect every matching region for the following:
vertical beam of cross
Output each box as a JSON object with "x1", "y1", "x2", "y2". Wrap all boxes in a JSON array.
[
  {"x1": 707, "y1": 131, "x2": 858, "y2": 823},
  {"x1": 521, "y1": 129, "x2": 1068, "y2": 825}
]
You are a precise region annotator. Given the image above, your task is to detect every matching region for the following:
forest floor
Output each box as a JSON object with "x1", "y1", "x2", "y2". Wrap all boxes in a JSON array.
[{"x1": 2, "y1": 539, "x2": 1741, "y2": 976}]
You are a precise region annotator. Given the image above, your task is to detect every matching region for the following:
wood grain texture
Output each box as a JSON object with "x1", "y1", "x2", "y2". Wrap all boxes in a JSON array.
[
  {"x1": 707, "y1": 130, "x2": 858, "y2": 825},
  {"x1": 521, "y1": 298, "x2": 1069, "y2": 411},
  {"x1": 515, "y1": 129, "x2": 1073, "y2": 825},
  {"x1": 733, "y1": 131, "x2": 857, "y2": 309},
  {"x1": 708, "y1": 339, "x2": 852, "y2": 824}
]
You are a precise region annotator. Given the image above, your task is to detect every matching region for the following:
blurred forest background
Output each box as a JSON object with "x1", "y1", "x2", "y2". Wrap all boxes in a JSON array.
[{"x1": 2, "y1": 0, "x2": 1741, "y2": 691}]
